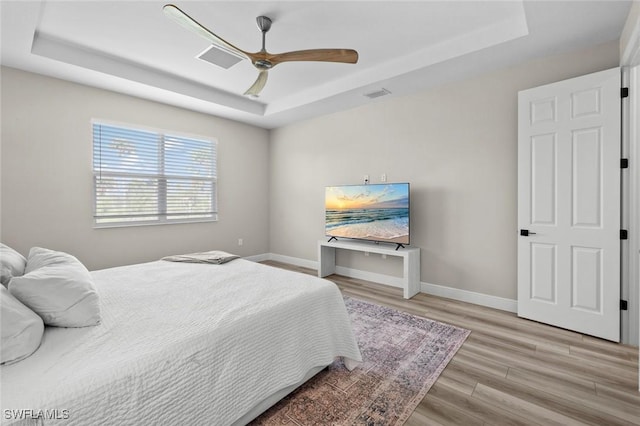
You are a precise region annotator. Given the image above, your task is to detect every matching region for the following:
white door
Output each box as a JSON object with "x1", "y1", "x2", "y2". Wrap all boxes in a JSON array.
[{"x1": 517, "y1": 67, "x2": 621, "y2": 342}]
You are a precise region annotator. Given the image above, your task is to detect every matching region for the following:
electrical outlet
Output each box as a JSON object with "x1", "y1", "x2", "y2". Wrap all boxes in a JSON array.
[
  {"x1": 382, "y1": 254, "x2": 387, "y2": 259},
  {"x1": 364, "y1": 251, "x2": 369, "y2": 257},
  {"x1": 238, "y1": 238, "x2": 243, "y2": 246},
  {"x1": 381, "y1": 173, "x2": 387, "y2": 182}
]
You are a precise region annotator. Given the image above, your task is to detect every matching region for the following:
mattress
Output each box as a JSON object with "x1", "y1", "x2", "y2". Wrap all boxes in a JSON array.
[{"x1": 1, "y1": 259, "x2": 362, "y2": 425}]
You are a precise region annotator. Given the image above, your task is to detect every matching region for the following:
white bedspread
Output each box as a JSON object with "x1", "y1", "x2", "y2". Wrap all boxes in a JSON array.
[{"x1": 1, "y1": 259, "x2": 362, "y2": 425}]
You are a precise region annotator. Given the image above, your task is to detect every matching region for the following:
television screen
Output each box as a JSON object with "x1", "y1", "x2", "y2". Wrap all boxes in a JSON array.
[{"x1": 325, "y1": 183, "x2": 410, "y2": 245}]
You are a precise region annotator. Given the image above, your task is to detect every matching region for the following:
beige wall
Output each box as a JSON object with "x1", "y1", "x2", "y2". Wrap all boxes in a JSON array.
[
  {"x1": 1, "y1": 67, "x2": 270, "y2": 271},
  {"x1": 621, "y1": 0, "x2": 640, "y2": 64},
  {"x1": 0, "y1": 40, "x2": 622, "y2": 299},
  {"x1": 269, "y1": 41, "x2": 620, "y2": 300}
]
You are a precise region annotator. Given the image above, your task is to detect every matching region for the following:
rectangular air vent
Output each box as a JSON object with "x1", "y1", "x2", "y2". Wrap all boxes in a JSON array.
[
  {"x1": 363, "y1": 88, "x2": 391, "y2": 99},
  {"x1": 197, "y1": 45, "x2": 244, "y2": 69}
]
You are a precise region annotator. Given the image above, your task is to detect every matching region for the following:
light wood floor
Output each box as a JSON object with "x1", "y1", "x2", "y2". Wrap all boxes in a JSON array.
[{"x1": 262, "y1": 260, "x2": 640, "y2": 426}]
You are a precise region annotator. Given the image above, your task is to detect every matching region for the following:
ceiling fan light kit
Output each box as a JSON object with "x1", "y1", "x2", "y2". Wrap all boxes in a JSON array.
[{"x1": 163, "y1": 4, "x2": 358, "y2": 98}]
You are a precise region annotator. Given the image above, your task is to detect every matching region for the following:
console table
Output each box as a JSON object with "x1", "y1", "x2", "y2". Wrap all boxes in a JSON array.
[{"x1": 317, "y1": 239, "x2": 421, "y2": 299}]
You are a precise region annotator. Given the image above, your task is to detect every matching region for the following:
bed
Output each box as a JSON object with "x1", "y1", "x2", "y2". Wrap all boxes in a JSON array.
[{"x1": 1, "y1": 256, "x2": 362, "y2": 425}]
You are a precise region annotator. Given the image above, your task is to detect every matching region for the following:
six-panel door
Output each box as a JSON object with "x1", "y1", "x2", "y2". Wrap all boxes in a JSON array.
[{"x1": 517, "y1": 67, "x2": 621, "y2": 341}]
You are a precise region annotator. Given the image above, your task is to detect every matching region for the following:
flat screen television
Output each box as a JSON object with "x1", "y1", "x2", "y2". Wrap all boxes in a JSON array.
[{"x1": 325, "y1": 183, "x2": 410, "y2": 247}]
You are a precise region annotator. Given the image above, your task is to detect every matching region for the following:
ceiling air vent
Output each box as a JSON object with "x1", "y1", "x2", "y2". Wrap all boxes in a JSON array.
[
  {"x1": 363, "y1": 88, "x2": 391, "y2": 99},
  {"x1": 197, "y1": 45, "x2": 244, "y2": 69}
]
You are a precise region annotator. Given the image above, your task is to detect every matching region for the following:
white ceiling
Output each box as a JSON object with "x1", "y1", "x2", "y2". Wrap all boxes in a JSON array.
[{"x1": 0, "y1": 1, "x2": 632, "y2": 129}]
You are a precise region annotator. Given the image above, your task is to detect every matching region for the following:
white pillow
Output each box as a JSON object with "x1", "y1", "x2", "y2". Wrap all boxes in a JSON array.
[
  {"x1": 0, "y1": 243, "x2": 27, "y2": 287},
  {"x1": 1, "y1": 286, "x2": 44, "y2": 364},
  {"x1": 9, "y1": 247, "x2": 101, "y2": 327}
]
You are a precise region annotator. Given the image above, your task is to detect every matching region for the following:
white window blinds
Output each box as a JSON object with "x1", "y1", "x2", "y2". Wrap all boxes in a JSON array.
[{"x1": 92, "y1": 122, "x2": 217, "y2": 227}]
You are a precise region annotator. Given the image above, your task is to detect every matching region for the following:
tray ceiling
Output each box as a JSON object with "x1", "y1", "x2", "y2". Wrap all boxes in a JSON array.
[{"x1": 0, "y1": 1, "x2": 632, "y2": 128}]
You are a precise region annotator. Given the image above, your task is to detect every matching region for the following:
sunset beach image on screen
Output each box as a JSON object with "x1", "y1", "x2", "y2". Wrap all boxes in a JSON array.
[{"x1": 325, "y1": 183, "x2": 409, "y2": 244}]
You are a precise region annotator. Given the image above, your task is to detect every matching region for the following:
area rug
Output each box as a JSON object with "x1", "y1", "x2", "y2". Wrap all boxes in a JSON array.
[{"x1": 251, "y1": 297, "x2": 470, "y2": 426}]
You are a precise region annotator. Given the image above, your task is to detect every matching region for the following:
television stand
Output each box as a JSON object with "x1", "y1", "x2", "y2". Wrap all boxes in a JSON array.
[{"x1": 318, "y1": 240, "x2": 420, "y2": 299}]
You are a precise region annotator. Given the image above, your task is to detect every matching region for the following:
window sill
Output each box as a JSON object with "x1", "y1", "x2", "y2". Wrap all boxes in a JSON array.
[{"x1": 93, "y1": 216, "x2": 218, "y2": 229}]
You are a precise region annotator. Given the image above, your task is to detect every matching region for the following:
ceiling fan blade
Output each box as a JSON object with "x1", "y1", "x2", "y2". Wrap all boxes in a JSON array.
[
  {"x1": 268, "y1": 49, "x2": 358, "y2": 66},
  {"x1": 244, "y1": 70, "x2": 269, "y2": 98},
  {"x1": 163, "y1": 4, "x2": 248, "y2": 59}
]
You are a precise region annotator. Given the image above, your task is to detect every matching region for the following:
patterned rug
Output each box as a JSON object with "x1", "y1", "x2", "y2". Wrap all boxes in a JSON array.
[{"x1": 251, "y1": 297, "x2": 470, "y2": 426}]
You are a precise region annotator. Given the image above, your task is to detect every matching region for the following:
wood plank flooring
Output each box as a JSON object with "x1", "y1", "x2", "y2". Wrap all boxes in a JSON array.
[{"x1": 262, "y1": 260, "x2": 640, "y2": 426}]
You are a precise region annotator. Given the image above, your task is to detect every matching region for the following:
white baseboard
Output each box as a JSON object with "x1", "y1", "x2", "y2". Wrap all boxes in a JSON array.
[
  {"x1": 243, "y1": 253, "x2": 271, "y2": 263},
  {"x1": 268, "y1": 253, "x2": 318, "y2": 270},
  {"x1": 251, "y1": 253, "x2": 517, "y2": 313},
  {"x1": 420, "y1": 282, "x2": 517, "y2": 313},
  {"x1": 334, "y1": 266, "x2": 404, "y2": 288}
]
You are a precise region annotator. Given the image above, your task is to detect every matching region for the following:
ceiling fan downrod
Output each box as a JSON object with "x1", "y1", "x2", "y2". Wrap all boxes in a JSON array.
[
  {"x1": 254, "y1": 15, "x2": 273, "y2": 69},
  {"x1": 256, "y1": 16, "x2": 272, "y2": 52}
]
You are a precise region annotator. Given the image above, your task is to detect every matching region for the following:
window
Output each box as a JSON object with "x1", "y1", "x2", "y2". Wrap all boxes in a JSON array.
[{"x1": 92, "y1": 122, "x2": 217, "y2": 227}]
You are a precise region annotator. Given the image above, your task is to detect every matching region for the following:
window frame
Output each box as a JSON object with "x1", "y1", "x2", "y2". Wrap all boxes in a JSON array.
[{"x1": 91, "y1": 119, "x2": 218, "y2": 229}]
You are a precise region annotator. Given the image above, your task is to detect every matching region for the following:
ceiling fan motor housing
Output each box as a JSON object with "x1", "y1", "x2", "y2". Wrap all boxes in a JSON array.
[{"x1": 255, "y1": 60, "x2": 273, "y2": 70}]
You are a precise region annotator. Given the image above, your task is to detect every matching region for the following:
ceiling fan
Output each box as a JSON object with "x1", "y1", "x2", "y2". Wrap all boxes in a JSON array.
[{"x1": 163, "y1": 4, "x2": 359, "y2": 98}]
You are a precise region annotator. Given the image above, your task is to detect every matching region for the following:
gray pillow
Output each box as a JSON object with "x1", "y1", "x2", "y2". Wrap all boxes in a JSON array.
[
  {"x1": 0, "y1": 243, "x2": 27, "y2": 287},
  {"x1": 1, "y1": 286, "x2": 44, "y2": 364},
  {"x1": 9, "y1": 247, "x2": 101, "y2": 327}
]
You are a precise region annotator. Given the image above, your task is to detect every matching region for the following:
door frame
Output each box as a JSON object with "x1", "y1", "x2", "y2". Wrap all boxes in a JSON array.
[
  {"x1": 633, "y1": 67, "x2": 640, "y2": 390},
  {"x1": 620, "y1": 3, "x2": 640, "y2": 350},
  {"x1": 622, "y1": 65, "x2": 638, "y2": 347},
  {"x1": 619, "y1": 0, "x2": 639, "y2": 391}
]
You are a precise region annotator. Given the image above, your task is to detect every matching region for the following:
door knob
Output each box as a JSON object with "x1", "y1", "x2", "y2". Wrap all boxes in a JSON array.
[{"x1": 520, "y1": 229, "x2": 537, "y2": 236}]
